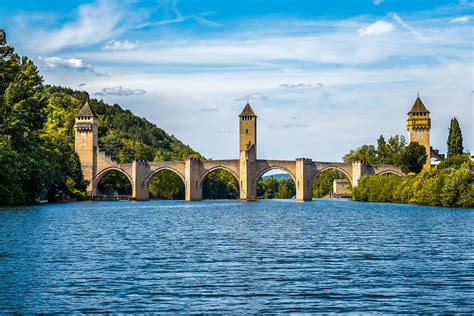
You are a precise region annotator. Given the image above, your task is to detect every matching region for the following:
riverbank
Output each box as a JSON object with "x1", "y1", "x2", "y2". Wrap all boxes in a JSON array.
[{"x1": 352, "y1": 162, "x2": 473, "y2": 208}]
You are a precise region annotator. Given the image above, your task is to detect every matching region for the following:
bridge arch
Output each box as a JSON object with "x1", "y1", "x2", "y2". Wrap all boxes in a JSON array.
[
  {"x1": 144, "y1": 166, "x2": 186, "y2": 189},
  {"x1": 312, "y1": 166, "x2": 353, "y2": 185},
  {"x1": 375, "y1": 170, "x2": 404, "y2": 177},
  {"x1": 144, "y1": 167, "x2": 186, "y2": 200},
  {"x1": 200, "y1": 166, "x2": 240, "y2": 200},
  {"x1": 95, "y1": 167, "x2": 133, "y2": 187},
  {"x1": 199, "y1": 166, "x2": 240, "y2": 188},
  {"x1": 255, "y1": 166, "x2": 296, "y2": 183},
  {"x1": 94, "y1": 166, "x2": 133, "y2": 196}
]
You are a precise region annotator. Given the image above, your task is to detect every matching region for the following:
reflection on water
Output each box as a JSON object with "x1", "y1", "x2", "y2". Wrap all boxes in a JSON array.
[{"x1": 0, "y1": 200, "x2": 473, "y2": 313}]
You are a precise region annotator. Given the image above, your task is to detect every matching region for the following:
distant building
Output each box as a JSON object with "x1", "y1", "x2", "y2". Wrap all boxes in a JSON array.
[
  {"x1": 430, "y1": 147, "x2": 445, "y2": 166},
  {"x1": 333, "y1": 179, "x2": 352, "y2": 198}
]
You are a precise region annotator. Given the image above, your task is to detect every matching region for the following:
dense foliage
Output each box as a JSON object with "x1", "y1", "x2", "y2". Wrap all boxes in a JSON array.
[
  {"x1": 344, "y1": 135, "x2": 407, "y2": 165},
  {"x1": 257, "y1": 176, "x2": 296, "y2": 199},
  {"x1": 149, "y1": 170, "x2": 185, "y2": 200},
  {"x1": 399, "y1": 142, "x2": 427, "y2": 174},
  {"x1": 447, "y1": 117, "x2": 463, "y2": 157},
  {"x1": 352, "y1": 120, "x2": 472, "y2": 207},
  {"x1": 203, "y1": 170, "x2": 239, "y2": 199},
  {"x1": 312, "y1": 170, "x2": 348, "y2": 198},
  {"x1": 44, "y1": 85, "x2": 200, "y2": 164},
  {"x1": 0, "y1": 30, "x2": 87, "y2": 205},
  {"x1": 344, "y1": 134, "x2": 427, "y2": 174},
  {"x1": 97, "y1": 171, "x2": 132, "y2": 196},
  {"x1": 353, "y1": 161, "x2": 473, "y2": 207}
]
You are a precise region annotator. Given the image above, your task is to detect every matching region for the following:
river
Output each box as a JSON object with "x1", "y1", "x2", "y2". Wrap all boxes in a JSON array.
[{"x1": 0, "y1": 199, "x2": 472, "y2": 313}]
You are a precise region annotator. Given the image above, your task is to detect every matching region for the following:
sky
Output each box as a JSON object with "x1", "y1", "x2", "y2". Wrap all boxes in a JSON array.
[{"x1": 1, "y1": 0, "x2": 472, "y2": 161}]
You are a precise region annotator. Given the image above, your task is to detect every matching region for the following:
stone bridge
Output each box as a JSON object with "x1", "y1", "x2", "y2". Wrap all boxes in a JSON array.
[
  {"x1": 90, "y1": 154, "x2": 404, "y2": 201},
  {"x1": 75, "y1": 101, "x2": 404, "y2": 201}
]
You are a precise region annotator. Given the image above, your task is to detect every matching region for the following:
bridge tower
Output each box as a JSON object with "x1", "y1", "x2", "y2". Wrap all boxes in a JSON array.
[
  {"x1": 239, "y1": 102, "x2": 257, "y2": 200},
  {"x1": 74, "y1": 101, "x2": 98, "y2": 194},
  {"x1": 407, "y1": 94, "x2": 431, "y2": 170}
]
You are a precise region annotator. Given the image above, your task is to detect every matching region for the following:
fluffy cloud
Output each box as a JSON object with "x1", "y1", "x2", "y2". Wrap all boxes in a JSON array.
[
  {"x1": 280, "y1": 83, "x2": 313, "y2": 88},
  {"x1": 373, "y1": 0, "x2": 384, "y2": 5},
  {"x1": 357, "y1": 20, "x2": 394, "y2": 36},
  {"x1": 38, "y1": 56, "x2": 108, "y2": 76},
  {"x1": 94, "y1": 86, "x2": 146, "y2": 96},
  {"x1": 103, "y1": 40, "x2": 137, "y2": 51},
  {"x1": 450, "y1": 16, "x2": 470, "y2": 23}
]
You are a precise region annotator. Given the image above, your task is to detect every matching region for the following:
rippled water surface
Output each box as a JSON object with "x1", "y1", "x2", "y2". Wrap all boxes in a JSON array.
[{"x1": 0, "y1": 199, "x2": 473, "y2": 313}]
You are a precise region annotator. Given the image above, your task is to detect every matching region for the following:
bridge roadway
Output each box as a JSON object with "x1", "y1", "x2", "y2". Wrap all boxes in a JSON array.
[{"x1": 92, "y1": 151, "x2": 404, "y2": 201}]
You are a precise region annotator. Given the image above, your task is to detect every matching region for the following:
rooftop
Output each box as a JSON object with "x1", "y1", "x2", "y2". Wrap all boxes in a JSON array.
[
  {"x1": 408, "y1": 96, "x2": 430, "y2": 114},
  {"x1": 239, "y1": 102, "x2": 257, "y2": 117},
  {"x1": 76, "y1": 101, "x2": 97, "y2": 118}
]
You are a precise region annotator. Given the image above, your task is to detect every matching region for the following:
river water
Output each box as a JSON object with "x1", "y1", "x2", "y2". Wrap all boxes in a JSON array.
[{"x1": 0, "y1": 199, "x2": 472, "y2": 313}]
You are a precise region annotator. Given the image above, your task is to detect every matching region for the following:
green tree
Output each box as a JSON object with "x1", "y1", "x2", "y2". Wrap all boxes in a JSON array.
[
  {"x1": 386, "y1": 135, "x2": 406, "y2": 165},
  {"x1": 313, "y1": 170, "x2": 345, "y2": 198},
  {"x1": 257, "y1": 177, "x2": 279, "y2": 198},
  {"x1": 275, "y1": 179, "x2": 296, "y2": 199},
  {"x1": 343, "y1": 144, "x2": 378, "y2": 164},
  {"x1": 399, "y1": 142, "x2": 427, "y2": 174},
  {"x1": 149, "y1": 170, "x2": 185, "y2": 199},
  {"x1": 97, "y1": 170, "x2": 132, "y2": 195},
  {"x1": 437, "y1": 154, "x2": 469, "y2": 170},
  {"x1": 202, "y1": 170, "x2": 239, "y2": 199},
  {"x1": 447, "y1": 117, "x2": 463, "y2": 157},
  {"x1": 377, "y1": 135, "x2": 390, "y2": 161}
]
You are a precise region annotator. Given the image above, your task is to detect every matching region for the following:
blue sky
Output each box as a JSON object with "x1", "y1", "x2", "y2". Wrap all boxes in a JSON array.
[{"x1": 1, "y1": 0, "x2": 472, "y2": 161}]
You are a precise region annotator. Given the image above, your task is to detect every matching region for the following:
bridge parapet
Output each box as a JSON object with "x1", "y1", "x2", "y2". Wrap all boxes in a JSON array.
[
  {"x1": 312, "y1": 161, "x2": 353, "y2": 183},
  {"x1": 201, "y1": 160, "x2": 240, "y2": 183},
  {"x1": 372, "y1": 164, "x2": 404, "y2": 177}
]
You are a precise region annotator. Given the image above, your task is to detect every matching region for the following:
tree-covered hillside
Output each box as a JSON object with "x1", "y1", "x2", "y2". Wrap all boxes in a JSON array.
[
  {"x1": 0, "y1": 29, "x2": 200, "y2": 205},
  {"x1": 44, "y1": 85, "x2": 200, "y2": 163}
]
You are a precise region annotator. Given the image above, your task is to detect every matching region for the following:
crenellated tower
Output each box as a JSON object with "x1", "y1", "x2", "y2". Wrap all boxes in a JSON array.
[
  {"x1": 74, "y1": 101, "x2": 98, "y2": 193},
  {"x1": 239, "y1": 102, "x2": 257, "y2": 200},
  {"x1": 407, "y1": 95, "x2": 431, "y2": 170}
]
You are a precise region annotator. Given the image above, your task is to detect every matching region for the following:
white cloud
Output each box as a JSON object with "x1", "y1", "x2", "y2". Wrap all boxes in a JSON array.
[
  {"x1": 389, "y1": 12, "x2": 420, "y2": 37},
  {"x1": 31, "y1": 0, "x2": 128, "y2": 52},
  {"x1": 280, "y1": 83, "x2": 312, "y2": 88},
  {"x1": 373, "y1": 0, "x2": 384, "y2": 5},
  {"x1": 94, "y1": 86, "x2": 146, "y2": 96},
  {"x1": 38, "y1": 56, "x2": 108, "y2": 76},
  {"x1": 357, "y1": 20, "x2": 394, "y2": 36},
  {"x1": 103, "y1": 40, "x2": 137, "y2": 51},
  {"x1": 234, "y1": 92, "x2": 267, "y2": 101},
  {"x1": 450, "y1": 16, "x2": 470, "y2": 23}
]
